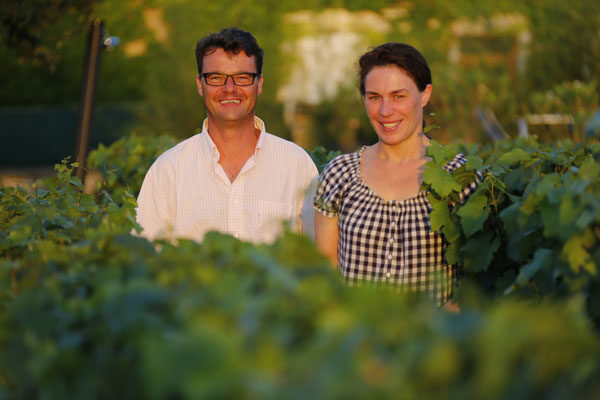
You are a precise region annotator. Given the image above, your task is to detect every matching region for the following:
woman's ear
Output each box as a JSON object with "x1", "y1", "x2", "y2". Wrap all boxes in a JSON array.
[{"x1": 421, "y1": 84, "x2": 433, "y2": 107}]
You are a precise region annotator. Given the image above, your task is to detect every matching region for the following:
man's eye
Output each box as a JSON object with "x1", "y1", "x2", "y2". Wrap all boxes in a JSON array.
[
  {"x1": 236, "y1": 75, "x2": 251, "y2": 82},
  {"x1": 368, "y1": 95, "x2": 380, "y2": 100},
  {"x1": 207, "y1": 75, "x2": 223, "y2": 82}
]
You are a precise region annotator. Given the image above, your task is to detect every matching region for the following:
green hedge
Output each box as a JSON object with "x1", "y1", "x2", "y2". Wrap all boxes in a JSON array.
[{"x1": 1, "y1": 138, "x2": 600, "y2": 398}]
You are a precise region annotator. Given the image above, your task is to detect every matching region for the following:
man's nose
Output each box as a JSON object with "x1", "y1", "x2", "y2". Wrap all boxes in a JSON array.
[{"x1": 222, "y1": 76, "x2": 237, "y2": 91}]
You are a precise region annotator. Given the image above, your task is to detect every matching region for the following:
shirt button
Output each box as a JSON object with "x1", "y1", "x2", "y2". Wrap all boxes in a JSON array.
[
  {"x1": 234, "y1": 233, "x2": 239, "y2": 239},
  {"x1": 385, "y1": 272, "x2": 391, "y2": 278},
  {"x1": 387, "y1": 254, "x2": 392, "y2": 260},
  {"x1": 389, "y1": 238, "x2": 394, "y2": 243},
  {"x1": 391, "y1": 222, "x2": 395, "y2": 227}
]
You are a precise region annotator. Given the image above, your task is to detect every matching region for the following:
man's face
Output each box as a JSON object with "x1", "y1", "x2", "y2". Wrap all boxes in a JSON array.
[{"x1": 196, "y1": 48, "x2": 263, "y2": 126}]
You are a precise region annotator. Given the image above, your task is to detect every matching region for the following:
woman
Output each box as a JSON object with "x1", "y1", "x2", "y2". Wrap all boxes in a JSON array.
[{"x1": 313, "y1": 43, "x2": 478, "y2": 309}]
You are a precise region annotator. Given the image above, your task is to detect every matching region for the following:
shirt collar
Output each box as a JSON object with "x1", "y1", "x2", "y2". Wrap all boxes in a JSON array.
[{"x1": 199, "y1": 116, "x2": 266, "y2": 162}]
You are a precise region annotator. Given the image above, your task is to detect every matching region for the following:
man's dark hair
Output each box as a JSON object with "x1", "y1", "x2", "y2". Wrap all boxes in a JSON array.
[
  {"x1": 195, "y1": 27, "x2": 264, "y2": 75},
  {"x1": 358, "y1": 42, "x2": 431, "y2": 95}
]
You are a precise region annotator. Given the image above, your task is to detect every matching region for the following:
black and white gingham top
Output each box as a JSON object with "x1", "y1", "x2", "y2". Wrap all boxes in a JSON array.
[{"x1": 314, "y1": 148, "x2": 479, "y2": 305}]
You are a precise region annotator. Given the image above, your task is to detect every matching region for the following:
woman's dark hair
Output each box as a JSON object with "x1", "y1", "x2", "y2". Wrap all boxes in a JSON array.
[
  {"x1": 195, "y1": 27, "x2": 264, "y2": 75},
  {"x1": 358, "y1": 42, "x2": 431, "y2": 95}
]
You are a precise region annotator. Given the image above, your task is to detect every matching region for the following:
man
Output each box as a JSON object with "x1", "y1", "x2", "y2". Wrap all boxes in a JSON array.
[{"x1": 136, "y1": 27, "x2": 318, "y2": 244}]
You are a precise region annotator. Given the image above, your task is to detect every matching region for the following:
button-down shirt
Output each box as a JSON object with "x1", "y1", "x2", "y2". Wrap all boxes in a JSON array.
[{"x1": 136, "y1": 117, "x2": 318, "y2": 244}]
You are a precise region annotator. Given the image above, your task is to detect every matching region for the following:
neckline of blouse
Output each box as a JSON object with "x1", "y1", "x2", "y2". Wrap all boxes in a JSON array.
[{"x1": 354, "y1": 146, "x2": 428, "y2": 206}]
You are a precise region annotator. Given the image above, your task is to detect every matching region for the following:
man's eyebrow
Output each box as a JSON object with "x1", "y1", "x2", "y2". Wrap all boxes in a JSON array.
[{"x1": 203, "y1": 71, "x2": 256, "y2": 74}]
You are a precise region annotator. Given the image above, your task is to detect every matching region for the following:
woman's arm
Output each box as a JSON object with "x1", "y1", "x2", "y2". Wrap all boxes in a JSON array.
[{"x1": 315, "y1": 212, "x2": 339, "y2": 267}]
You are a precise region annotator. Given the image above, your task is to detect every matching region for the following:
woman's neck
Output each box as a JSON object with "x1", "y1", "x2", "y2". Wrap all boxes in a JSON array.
[{"x1": 373, "y1": 131, "x2": 427, "y2": 162}]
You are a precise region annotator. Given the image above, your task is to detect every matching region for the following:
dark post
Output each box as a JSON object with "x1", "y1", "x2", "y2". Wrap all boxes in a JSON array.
[{"x1": 74, "y1": 18, "x2": 104, "y2": 180}]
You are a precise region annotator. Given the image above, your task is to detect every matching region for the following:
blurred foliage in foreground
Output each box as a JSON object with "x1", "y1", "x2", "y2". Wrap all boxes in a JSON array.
[
  {"x1": 2, "y1": 135, "x2": 600, "y2": 397},
  {"x1": 1, "y1": 162, "x2": 600, "y2": 399}
]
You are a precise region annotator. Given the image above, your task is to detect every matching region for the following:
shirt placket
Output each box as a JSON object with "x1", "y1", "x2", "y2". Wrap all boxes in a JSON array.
[
  {"x1": 384, "y1": 203, "x2": 399, "y2": 280},
  {"x1": 229, "y1": 177, "x2": 244, "y2": 239}
]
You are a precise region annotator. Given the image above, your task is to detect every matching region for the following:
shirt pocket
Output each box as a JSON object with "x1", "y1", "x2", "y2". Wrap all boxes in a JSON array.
[{"x1": 257, "y1": 200, "x2": 294, "y2": 243}]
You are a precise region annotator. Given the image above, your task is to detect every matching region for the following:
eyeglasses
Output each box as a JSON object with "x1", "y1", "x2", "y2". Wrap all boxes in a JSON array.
[{"x1": 202, "y1": 72, "x2": 259, "y2": 86}]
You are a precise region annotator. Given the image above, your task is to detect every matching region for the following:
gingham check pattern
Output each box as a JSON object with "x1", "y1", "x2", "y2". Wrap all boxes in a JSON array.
[{"x1": 314, "y1": 150, "x2": 479, "y2": 305}]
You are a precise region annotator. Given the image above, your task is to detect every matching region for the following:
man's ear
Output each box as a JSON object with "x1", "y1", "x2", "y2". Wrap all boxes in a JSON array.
[
  {"x1": 257, "y1": 75, "x2": 263, "y2": 96},
  {"x1": 196, "y1": 75, "x2": 204, "y2": 97}
]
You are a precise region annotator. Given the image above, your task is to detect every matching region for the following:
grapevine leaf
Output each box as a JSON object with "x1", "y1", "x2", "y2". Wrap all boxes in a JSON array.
[
  {"x1": 423, "y1": 166, "x2": 462, "y2": 197},
  {"x1": 497, "y1": 149, "x2": 530, "y2": 168},
  {"x1": 445, "y1": 240, "x2": 460, "y2": 265},
  {"x1": 460, "y1": 231, "x2": 500, "y2": 273},
  {"x1": 516, "y1": 248, "x2": 554, "y2": 285},
  {"x1": 456, "y1": 192, "x2": 489, "y2": 237},
  {"x1": 578, "y1": 157, "x2": 600, "y2": 181},
  {"x1": 534, "y1": 173, "x2": 561, "y2": 198},
  {"x1": 428, "y1": 196, "x2": 461, "y2": 242},
  {"x1": 426, "y1": 140, "x2": 456, "y2": 164},
  {"x1": 539, "y1": 201, "x2": 563, "y2": 238},
  {"x1": 465, "y1": 154, "x2": 484, "y2": 171},
  {"x1": 503, "y1": 168, "x2": 534, "y2": 193},
  {"x1": 562, "y1": 229, "x2": 597, "y2": 275},
  {"x1": 559, "y1": 196, "x2": 582, "y2": 229},
  {"x1": 428, "y1": 196, "x2": 451, "y2": 232}
]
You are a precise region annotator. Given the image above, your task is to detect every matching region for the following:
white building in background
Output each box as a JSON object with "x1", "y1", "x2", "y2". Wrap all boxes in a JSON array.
[{"x1": 276, "y1": 7, "x2": 405, "y2": 147}]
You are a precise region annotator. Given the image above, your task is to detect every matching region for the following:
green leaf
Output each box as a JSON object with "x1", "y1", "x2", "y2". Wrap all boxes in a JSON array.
[
  {"x1": 423, "y1": 164, "x2": 462, "y2": 197},
  {"x1": 426, "y1": 140, "x2": 456, "y2": 164},
  {"x1": 428, "y1": 196, "x2": 451, "y2": 232},
  {"x1": 578, "y1": 157, "x2": 600, "y2": 181},
  {"x1": 533, "y1": 173, "x2": 561, "y2": 198},
  {"x1": 516, "y1": 248, "x2": 554, "y2": 285},
  {"x1": 428, "y1": 195, "x2": 461, "y2": 242},
  {"x1": 562, "y1": 229, "x2": 597, "y2": 275},
  {"x1": 465, "y1": 154, "x2": 484, "y2": 171},
  {"x1": 445, "y1": 240, "x2": 461, "y2": 265},
  {"x1": 460, "y1": 231, "x2": 501, "y2": 273},
  {"x1": 497, "y1": 148, "x2": 531, "y2": 168},
  {"x1": 456, "y1": 192, "x2": 489, "y2": 237}
]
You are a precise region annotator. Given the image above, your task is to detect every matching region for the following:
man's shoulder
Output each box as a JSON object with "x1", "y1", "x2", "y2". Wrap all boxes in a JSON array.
[
  {"x1": 262, "y1": 132, "x2": 312, "y2": 162},
  {"x1": 152, "y1": 133, "x2": 202, "y2": 167}
]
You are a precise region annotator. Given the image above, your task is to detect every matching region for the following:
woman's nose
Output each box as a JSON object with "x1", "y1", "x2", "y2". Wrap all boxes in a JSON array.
[{"x1": 379, "y1": 99, "x2": 393, "y2": 116}]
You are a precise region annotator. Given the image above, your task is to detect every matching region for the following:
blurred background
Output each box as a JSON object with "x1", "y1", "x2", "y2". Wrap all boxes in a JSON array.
[{"x1": 1, "y1": 0, "x2": 599, "y2": 184}]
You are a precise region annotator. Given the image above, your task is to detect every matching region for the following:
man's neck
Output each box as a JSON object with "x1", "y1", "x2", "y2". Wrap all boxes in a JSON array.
[
  {"x1": 206, "y1": 116, "x2": 260, "y2": 182},
  {"x1": 207, "y1": 116, "x2": 259, "y2": 156}
]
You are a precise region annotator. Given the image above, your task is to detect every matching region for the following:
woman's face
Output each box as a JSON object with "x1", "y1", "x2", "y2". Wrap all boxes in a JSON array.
[{"x1": 363, "y1": 65, "x2": 432, "y2": 147}]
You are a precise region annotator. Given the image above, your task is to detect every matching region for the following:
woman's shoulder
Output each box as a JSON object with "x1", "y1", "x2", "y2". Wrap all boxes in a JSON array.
[{"x1": 322, "y1": 151, "x2": 360, "y2": 177}]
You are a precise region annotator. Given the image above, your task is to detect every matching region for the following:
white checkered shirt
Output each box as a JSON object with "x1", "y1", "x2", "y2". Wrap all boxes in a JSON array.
[
  {"x1": 136, "y1": 117, "x2": 318, "y2": 244},
  {"x1": 314, "y1": 150, "x2": 479, "y2": 305}
]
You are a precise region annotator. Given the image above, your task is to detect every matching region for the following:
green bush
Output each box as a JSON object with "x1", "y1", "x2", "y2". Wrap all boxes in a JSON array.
[
  {"x1": 2, "y1": 139, "x2": 600, "y2": 398},
  {"x1": 423, "y1": 138, "x2": 600, "y2": 326},
  {"x1": 86, "y1": 134, "x2": 178, "y2": 201}
]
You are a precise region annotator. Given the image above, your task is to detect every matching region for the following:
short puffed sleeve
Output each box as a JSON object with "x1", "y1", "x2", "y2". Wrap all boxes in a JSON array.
[
  {"x1": 443, "y1": 153, "x2": 484, "y2": 204},
  {"x1": 313, "y1": 153, "x2": 356, "y2": 218}
]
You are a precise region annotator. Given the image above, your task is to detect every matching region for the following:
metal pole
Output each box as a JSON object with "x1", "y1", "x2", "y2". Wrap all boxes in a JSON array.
[{"x1": 74, "y1": 18, "x2": 104, "y2": 180}]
